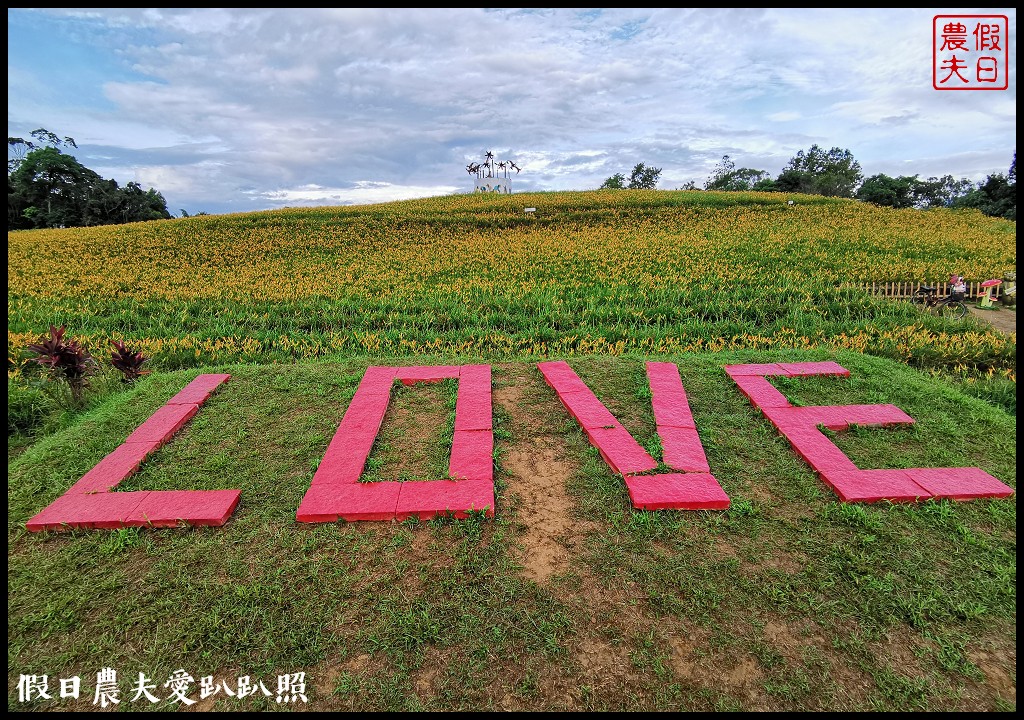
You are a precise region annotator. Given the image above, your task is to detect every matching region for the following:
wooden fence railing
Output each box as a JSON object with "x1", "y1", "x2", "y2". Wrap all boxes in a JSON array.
[{"x1": 852, "y1": 280, "x2": 1004, "y2": 300}]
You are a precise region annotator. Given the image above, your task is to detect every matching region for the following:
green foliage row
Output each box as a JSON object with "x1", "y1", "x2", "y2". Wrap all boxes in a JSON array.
[{"x1": 8, "y1": 284, "x2": 1015, "y2": 371}]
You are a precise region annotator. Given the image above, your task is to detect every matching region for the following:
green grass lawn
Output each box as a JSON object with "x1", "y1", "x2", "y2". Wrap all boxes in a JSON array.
[{"x1": 7, "y1": 350, "x2": 1015, "y2": 711}]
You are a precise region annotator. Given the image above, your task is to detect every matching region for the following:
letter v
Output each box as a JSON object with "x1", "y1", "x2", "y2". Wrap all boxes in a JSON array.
[{"x1": 537, "y1": 361, "x2": 730, "y2": 510}]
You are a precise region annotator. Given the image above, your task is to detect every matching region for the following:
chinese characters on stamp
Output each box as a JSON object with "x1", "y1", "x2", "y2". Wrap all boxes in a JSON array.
[{"x1": 933, "y1": 15, "x2": 1009, "y2": 90}]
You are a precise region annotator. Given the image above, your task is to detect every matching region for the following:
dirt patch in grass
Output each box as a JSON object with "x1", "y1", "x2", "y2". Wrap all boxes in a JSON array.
[
  {"x1": 968, "y1": 650, "x2": 1016, "y2": 705},
  {"x1": 501, "y1": 446, "x2": 577, "y2": 582},
  {"x1": 493, "y1": 364, "x2": 587, "y2": 584},
  {"x1": 963, "y1": 623, "x2": 1017, "y2": 708}
]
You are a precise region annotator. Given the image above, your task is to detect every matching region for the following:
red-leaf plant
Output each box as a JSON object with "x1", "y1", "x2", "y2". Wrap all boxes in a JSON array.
[
  {"x1": 110, "y1": 339, "x2": 151, "y2": 383},
  {"x1": 26, "y1": 325, "x2": 97, "y2": 402}
]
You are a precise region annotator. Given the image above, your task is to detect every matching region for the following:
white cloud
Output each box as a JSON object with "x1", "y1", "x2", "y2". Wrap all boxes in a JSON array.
[
  {"x1": 7, "y1": 7, "x2": 1016, "y2": 214},
  {"x1": 258, "y1": 182, "x2": 462, "y2": 207}
]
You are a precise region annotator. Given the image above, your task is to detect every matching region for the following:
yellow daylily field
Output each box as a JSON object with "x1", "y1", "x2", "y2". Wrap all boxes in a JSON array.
[{"x1": 7, "y1": 190, "x2": 1016, "y2": 373}]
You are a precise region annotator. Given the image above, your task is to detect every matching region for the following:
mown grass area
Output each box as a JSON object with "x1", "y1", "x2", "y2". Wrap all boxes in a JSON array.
[{"x1": 7, "y1": 351, "x2": 1015, "y2": 711}]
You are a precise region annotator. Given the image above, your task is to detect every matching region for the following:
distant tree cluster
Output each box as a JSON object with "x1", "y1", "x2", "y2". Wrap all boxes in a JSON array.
[
  {"x1": 773, "y1": 145, "x2": 863, "y2": 197},
  {"x1": 600, "y1": 162, "x2": 662, "y2": 190},
  {"x1": 855, "y1": 173, "x2": 975, "y2": 210},
  {"x1": 603, "y1": 143, "x2": 1016, "y2": 221},
  {"x1": 703, "y1": 155, "x2": 773, "y2": 192},
  {"x1": 855, "y1": 154, "x2": 1014, "y2": 220},
  {"x1": 947, "y1": 151, "x2": 1015, "y2": 220},
  {"x1": 8, "y1": 128, "x2": 172, "y2": 230},
  {"x1": 698, "y1": 145, "x2": 865, "y2": 198}
]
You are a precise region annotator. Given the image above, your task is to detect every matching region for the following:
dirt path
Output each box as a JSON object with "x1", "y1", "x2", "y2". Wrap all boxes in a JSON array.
[
  {"x1": 966, "y1": 303, "x2": 1016, "y2": 335},
  {"x1": 492, "y1": 364, "x2": 587, "y2": 584}
]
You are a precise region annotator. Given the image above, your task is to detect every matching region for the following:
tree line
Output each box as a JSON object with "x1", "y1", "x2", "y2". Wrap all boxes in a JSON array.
[
  {"x1": 8, "y1": 128, "x2": 173, "y2": 230},
  {"x1": 601, "y1": 145, "x2": 1016, "y2": 221}
]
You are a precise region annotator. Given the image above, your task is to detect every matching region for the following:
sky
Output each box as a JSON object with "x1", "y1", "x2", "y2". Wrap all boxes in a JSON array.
[{"x1": 7, "y1": 7, "x2": 1017, "y2": 217}]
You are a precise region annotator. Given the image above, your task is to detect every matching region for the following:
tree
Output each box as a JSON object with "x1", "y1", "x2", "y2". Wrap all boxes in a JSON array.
[
  {"x1": 9, "y1": 138, "x2": 31, "y2": 173},
  {"x1": 118, "y1": 182, "x2": 172, "y2": 223},
  {"x1": 911, "y1": 174, "x2": 975, "y2": 208},
  {"x1": 8, "y1": 146, "x2": 100, "y2": 228},
  {"x1": 599, "y1": 163, "x2": 661, "y2": 190},
  {"x1": 774, "y1": 144, "x2": 863, "y2": 197},
  {"x1": 8, "y1": 128, "x2": 77, "y2": 172},
  {"x1": 952, "y1": 167, "x2": 1016, "y2": 221},
  {"x1": 856, "y1": 174, "x2": 919, "y2": 209},
  {"x1": 704, "y1": 155, "x2": 771, "y2": 191},
  {"x1": 8, "y1": 127, "x2": 172, "y2": 229},
  {"x1": 600, "y1": 172, "x2": 626, "y2": 189},
  {"x1": 627, "y1": 162, "x2": 661, "y2": 189}
]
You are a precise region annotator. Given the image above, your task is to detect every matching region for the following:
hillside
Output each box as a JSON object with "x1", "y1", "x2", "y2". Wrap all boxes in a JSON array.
[
  {"x1": 7, "y1": 190, "x2": 1016, "y2": 711},
  {"x1": 8, "y1": 190, "x2": 1016, "y2": 371}
]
